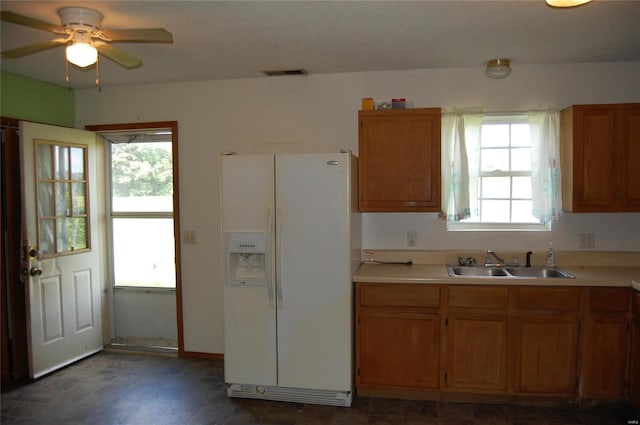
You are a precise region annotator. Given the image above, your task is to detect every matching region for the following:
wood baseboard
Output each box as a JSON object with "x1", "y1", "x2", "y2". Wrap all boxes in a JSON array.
[{"x1": 179, "y1": 350, "x2": 224, "y2": 360}]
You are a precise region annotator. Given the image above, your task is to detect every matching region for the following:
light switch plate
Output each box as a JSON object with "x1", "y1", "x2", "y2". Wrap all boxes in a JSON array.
[
  {"x1": 407, "y1": 231, "x2": 417, "y2": 248},
  {"x1": 184, "y1": 230, "x2": 197, "y2": 245},
  {"x1": 579, "y1": 233, "x2": 595, "y2": 249}
]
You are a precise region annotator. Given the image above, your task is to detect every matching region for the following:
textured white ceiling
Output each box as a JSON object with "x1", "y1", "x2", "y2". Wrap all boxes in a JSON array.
[{"x1": 2, "y1": 0, "x2": 640, "y2": 89}]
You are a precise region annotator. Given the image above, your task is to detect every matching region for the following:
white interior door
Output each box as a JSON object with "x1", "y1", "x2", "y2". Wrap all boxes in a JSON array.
[{"x1": 20, "y1": 122, "x2": 103, "y2": 379}]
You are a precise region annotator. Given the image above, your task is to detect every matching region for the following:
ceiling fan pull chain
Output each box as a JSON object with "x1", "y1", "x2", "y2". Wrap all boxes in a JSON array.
[
  {"x1": 95, "y1": 55, "x2": 101, "y2": 92},
  {"x1": 65, "y1": 58, "x2": 71, "y2": 89}
]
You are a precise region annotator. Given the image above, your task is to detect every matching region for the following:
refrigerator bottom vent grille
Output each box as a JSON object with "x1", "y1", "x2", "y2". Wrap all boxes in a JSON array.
[{"x1": 226, "y1": 383, "x2": 352, "y2": 407}]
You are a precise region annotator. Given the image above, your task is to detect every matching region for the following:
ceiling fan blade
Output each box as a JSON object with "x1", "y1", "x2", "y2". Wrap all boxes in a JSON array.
[
  {"x1": 0, "y1": 11, "x2": 65, "y2": 34},
  {"x1": 1, "y1": 39, "x2": 66, "y2": 58},
  {"x1": 101, "y1": 28, "x2": 173, "y2": 43},
  {"x1": 96, "y1": 44, "x2": 142, "y2": 69}
]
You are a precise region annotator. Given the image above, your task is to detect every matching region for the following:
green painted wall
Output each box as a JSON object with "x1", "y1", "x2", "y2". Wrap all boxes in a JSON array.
[{"x1": 1, "y1": 71, "x2": 75, "y2": 127}]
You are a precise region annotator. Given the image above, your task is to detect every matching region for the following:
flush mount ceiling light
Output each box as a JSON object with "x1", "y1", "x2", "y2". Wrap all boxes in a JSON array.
[
  {"x1": 485, "y1": 59, "x2": 511, "y2": 79},
  {"x1": 545, "y1": 0, "x2": 592, "y2": 7}
]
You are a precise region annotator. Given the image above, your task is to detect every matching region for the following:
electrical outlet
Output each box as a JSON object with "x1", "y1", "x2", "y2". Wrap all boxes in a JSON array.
[
  {"x1": 184, "y1": 230, "x2": 197, "y2": 245},
  {"x1": 363, "y1": 251, "x2": 375, "y2": 262},
  {"x1": 407, "y1": 231, "x2": 417, "y2": 248},
  {"x1": 579, "y1": 233, "x2": 595, "y2": 249}
]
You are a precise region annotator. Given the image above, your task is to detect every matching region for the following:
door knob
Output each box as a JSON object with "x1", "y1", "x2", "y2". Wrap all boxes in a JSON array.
[
  {"x1": 28, "y1": 248, "x2": 39, "y2": 258},
  {"x1": 29, "y1": 267, "x2": 42, "y2": 276}
]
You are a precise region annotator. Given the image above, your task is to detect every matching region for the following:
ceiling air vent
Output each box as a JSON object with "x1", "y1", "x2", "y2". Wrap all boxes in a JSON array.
[{"x1": 262, "y1": 69, "x2": 307, "y2": 76}]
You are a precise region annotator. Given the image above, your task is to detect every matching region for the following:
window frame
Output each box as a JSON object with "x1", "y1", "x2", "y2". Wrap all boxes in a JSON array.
[
  {"x1": 35, "y1": 139, "x2": 91, "y2": 257},
  {"x1": 105, "y1": 130, "x2": 177, "y2": 290},
  {"x1": 447, "y1": 114, "x2": 551, "y2": 232}
]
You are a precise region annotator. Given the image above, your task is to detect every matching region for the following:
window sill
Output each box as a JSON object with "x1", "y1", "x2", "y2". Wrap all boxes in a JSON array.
[{"x1": 447, "y1": 222, "x2": 551, "y2": 232}]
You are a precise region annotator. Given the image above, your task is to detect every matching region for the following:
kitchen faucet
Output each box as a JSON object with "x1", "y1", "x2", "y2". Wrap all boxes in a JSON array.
[
  {"x1": 485, "y1": 250, "x2": 523, "y2": 267},
  {"x1": 485, "y1": 250, "x2": 504, "y2": 266}
]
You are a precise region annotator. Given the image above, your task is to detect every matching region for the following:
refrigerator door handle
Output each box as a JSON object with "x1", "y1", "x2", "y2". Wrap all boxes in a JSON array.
[
  {"x1": 266, "y1": 207, "x2": 275, "y2": 308},
  {"x1": 276, "y1": 206, "x2": 284, "y2": 308}
]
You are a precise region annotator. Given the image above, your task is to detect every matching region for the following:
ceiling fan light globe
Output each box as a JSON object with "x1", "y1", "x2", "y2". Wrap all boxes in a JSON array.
[
  {"x1": 545, "y1": 0, "x2": 592, "y2": 7},
  {"x1": 66, "y1": 43, "x2": 97, "y2": 67}
]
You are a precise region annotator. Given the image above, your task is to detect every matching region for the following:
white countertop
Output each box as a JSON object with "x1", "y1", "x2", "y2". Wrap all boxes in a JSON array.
[{"x1": 354, "y1": 262, "x2": 640, "y2": 289}]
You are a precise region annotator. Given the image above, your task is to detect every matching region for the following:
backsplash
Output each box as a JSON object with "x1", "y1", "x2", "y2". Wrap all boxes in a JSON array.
[
  {"x1": 362, "y1": 212, "x2": 640, "y2": 252},
  {"x1": 362, "y1": 249, "x2": 640, "y2": 267}
]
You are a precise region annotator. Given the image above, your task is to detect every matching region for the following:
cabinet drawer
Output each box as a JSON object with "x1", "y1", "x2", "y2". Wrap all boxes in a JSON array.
[
  {"x1": 359, "y1": 283, "x2": 440, "y2": 308},
  {"x1": 589, "y1": 287, "x2": 630, "y2": 313},
  {"x1": 633, "y1": 290, "x2": 640, "y2": 316},
  {"x1": 514, "y1": 287, "x2": 581, "y2": 312},
  {"x1": 448, "y1": 286, "x2": 509, "y2": 310}
]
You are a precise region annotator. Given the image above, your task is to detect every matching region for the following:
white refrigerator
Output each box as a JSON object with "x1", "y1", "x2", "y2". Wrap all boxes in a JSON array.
[{"x1": 221, "y1": 152, "x2": 360, "y2": 406}]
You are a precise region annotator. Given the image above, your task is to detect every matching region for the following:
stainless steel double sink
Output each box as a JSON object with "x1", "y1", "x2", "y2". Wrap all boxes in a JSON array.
[{"x1": 446, "y1": 265, "x2": 575, "y2": 279}]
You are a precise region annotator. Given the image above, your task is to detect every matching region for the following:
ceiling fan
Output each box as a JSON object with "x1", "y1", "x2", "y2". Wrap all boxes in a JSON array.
[{"x1": 1, "y1": 7, "x2": 173, "y2": 70}]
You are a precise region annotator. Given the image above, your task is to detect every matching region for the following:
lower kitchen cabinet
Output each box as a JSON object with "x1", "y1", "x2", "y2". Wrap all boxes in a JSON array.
[
  {"x1": 514, "y1": 315, "x2": 580, "y2": 394},
  {"x1": 581, "y1": 287, "x2": 630, "y2": 399},
  {"x1": 355, "y1": 282, "x2": 635, "y2": 405},
  {"x1": 356, "y1": 283, "x2": 442, "y2": 393},
  {"x1": 444, "y1": 285, "x2": 509, "y2": 393},
  {"x1": 445, "y1": 313, "x2": 508, "y2": 392},
  {"x1": 357, "y1": 309, "x2": 441, "y2": 389},
  {"x1": 630, "y1": 291, "x2": 640, "y2": 408}
]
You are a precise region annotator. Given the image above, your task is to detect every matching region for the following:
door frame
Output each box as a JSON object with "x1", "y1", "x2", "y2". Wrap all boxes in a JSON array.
[
  {"x1": 1, "y1": 117, "x2": 30, "y2": 383},
  {"x1": 85, "y1": 121, "x2": 184, "y2": 355}
]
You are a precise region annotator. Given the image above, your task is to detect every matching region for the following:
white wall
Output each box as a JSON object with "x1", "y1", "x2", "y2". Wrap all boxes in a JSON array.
[{"x1": 75, "y1": 62, "x2": 640, "y2": 354}]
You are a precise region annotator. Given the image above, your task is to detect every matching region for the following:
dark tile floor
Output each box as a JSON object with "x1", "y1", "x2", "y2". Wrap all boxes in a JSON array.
[{"x1": 1, "y1": 350, "x2": 639, "y2": 425}]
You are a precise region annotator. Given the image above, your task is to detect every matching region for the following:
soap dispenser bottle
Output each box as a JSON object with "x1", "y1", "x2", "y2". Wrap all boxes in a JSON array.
[{"x1": 545, "y1": 242, "x2": 556, "y2": 267}]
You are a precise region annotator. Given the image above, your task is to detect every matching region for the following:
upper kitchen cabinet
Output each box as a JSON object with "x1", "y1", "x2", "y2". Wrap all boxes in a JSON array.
[
  {"x1": 560, "y1": 103, "x2": 640, "y2": 212},
  {"x1": 358, "y1": 108, "x2": 441, "y2": 212}
]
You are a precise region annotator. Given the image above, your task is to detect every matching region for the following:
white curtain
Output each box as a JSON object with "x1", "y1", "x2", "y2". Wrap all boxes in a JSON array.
[
  {"x1": 529, "y1": 111, "x2": 562, "y2": 224},
  {"x1": 440, "y1": 113, "x2": 482, "y2": 222},
  {"x1": 441, "y1": 110, "x2": 561, "y2": 225}
]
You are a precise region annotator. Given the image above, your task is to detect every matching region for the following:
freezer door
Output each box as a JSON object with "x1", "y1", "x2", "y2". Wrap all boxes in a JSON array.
[
  {"x1": 275, "y1": 153, "x2": 353, "y2": 392},
  {"x1": 221, "y1": 155, "x2": 277, "y2": 386}
]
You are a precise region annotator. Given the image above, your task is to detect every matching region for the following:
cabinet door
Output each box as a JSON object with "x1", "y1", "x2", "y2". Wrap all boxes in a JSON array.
[
  {"x1": 445, "y1": 314, "x2": 508, "y2": 392},
  {"x1": 357, "y1": 310, "x2": 441, "y2": 389},
  {"x1": 358, "y1": 108, "x2": 441, "y2": 212},
  {"x1": 630, "y1": 316, "x2": 640, "y2": 408},
  {"x1": 515, "y1": 315, "x2": 579, "y2": 394},
  {"x1": 582, "y1": 315, "x2": 629, "y2": 398},
  {"x1": 618, "y1": 104, "x2": 640, "y2": 211},
  {"x1": 571, "y1": 105, "x2": 617, "y2": 211}
]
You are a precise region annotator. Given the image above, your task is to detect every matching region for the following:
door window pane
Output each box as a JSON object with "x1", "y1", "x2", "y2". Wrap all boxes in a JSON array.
[
  {"x1": 38, "y1": 183, "x2": 54, "y2": 217},
  {"x1": 37, "y1": 144, "x2": 52, "y2": 179},
  {"x1": 70, "y1": 147, "x2": 85, "y2": 180},
  {"x1": 112, "y1": 218, "x2": 176, "y2": 288},
  {"x1": 111, "y1": 142, "x2": 173, "y2": 213},
  {"x1": 55, "y1": 145, "x2": 70, "y2": 180}
]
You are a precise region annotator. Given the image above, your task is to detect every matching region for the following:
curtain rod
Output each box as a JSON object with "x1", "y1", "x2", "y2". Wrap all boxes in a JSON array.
[{"x1": 442, "y1": 107, "x2": 560, "y2": 116}]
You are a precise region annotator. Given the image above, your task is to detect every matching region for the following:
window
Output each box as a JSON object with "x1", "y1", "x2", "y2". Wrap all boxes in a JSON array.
[
  {"x1": 36, "y1": 140, "x2": 89, "y2": 256},
  {"x1": 105, "y1": 130, "x2": 176, "y2": 288},
  {"x1": 442, "y1": 111, "x2": 561, "y2": 231},
  {"x1": 476, "y1": 116, "x2": 537, "y2": 224}
]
